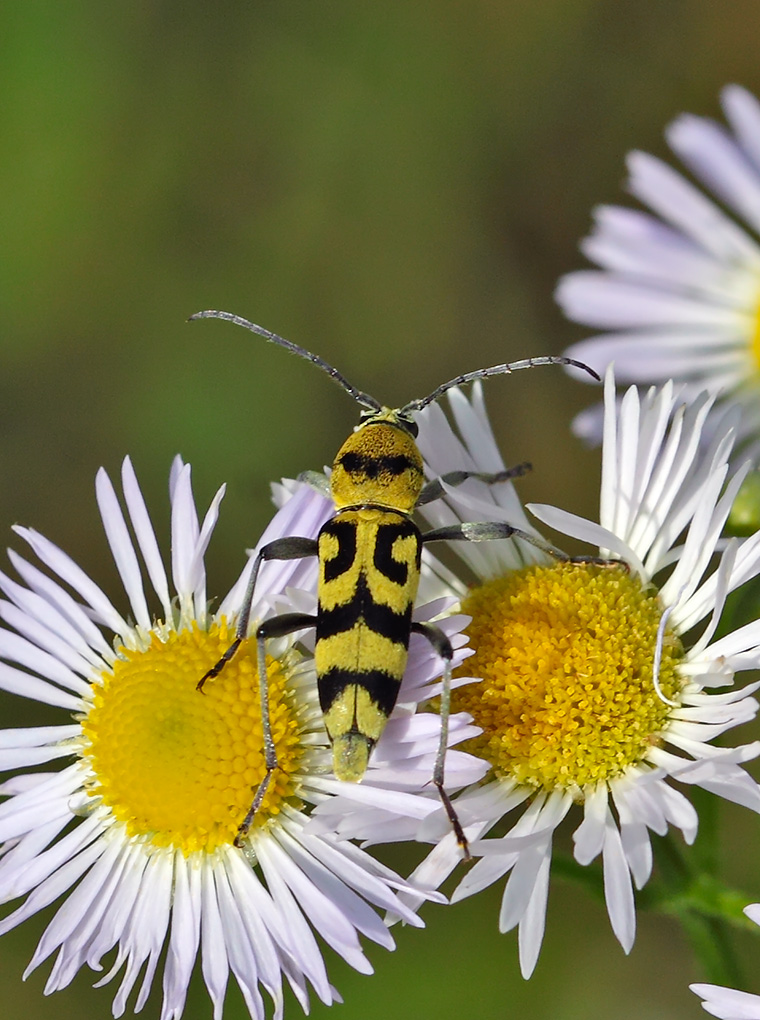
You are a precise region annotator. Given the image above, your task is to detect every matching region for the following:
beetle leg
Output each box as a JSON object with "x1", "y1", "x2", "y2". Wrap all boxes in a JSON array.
[
  {"x1": 411, "y1": 620, "x2": 470, "y2": 860},
  {"x1": 234, "y1": 611, "x2": 316, "y2": 846},
  {"x1": 198, "y1": 535, "x2": 319, "y2": 690},
  {"x1": 417, "y1": 463, "x2": 531, "y2": 507}
]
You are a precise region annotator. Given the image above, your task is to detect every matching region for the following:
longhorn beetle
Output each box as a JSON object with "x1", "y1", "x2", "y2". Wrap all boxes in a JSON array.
[{"x1": 192, "y1": 310, "x2": 599, "y2": 856}]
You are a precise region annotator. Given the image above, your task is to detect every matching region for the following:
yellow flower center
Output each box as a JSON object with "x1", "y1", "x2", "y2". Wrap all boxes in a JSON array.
[
  {"x1": 81, "y1": 620, "x2": 305, "y2": 853},
  {"x1": 752, "y1": 300, "x2": 760, "y2": 372},
  {"x1": 454, "y1": 563, "x2": 683, "y2": 790}
]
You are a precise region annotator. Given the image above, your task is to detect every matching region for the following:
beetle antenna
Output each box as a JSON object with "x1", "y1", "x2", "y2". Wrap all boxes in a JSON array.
[
  {"x1": 401, "y1": 356, "x2": 600, "y2": 415},
  {"x1": 190, "y1": 310, "x2": 383, "y2": 412}
]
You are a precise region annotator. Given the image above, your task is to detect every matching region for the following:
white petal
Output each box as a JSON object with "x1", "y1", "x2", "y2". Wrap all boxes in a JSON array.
[
  {"x1": 121, "y1": 457, "x2": 173, "y2": 619},
  {"x1": 14, "y1": 527, "x2": 128, "y2": 637},
  {"x1": 4, "y1": 833, "x2": 107, "y2": 941},
  {"x1": 199, "y1": 866, "x2": 230, "y2": 1020},
  {"x1": 96, "y1": 468, "x2": 151, "y2": 632},
  {"x1": 0, "y1": 629, "x2": 89, "y2": 695},
  {"x1": 691, "y1": 982, "x2": 760, "y2": 1019},
  {"x1": 170, "y1": 464, "x2": 199, "y2": 607},
  {"x1": 573, "y1": 784, "x2": 608, "y2": 865},
  {"x1": 0, "y1": 817, "x2": 69, "y2": 878},
  {"x1": 616, "y1": 814, "x2": 652, "y2": 889},
  {"x1": 218, "y1": 483, "x2": 328, "y2": 621},
  {"x1": 112, "y1": 851, "x2": 174, "y2": 1015},
  {"x1": 564, "y1": 330, "x2": 748, "y2": 383},
  {"x1": 602, "y1": 814, "x2": 635, "y2": 952},
  {"x1": 0, "y1": 777, "x2": 86, "y2": 847},
  {"x1": 556, "y1": 271, "x2": 748, "y2": 329},
  {"x1": 30, "y1": 832, "x2": 127, "y2": 987},
  {"x1": 527, "y1": 503, "x2": 644, "y2": 574},
  {"x1": 276, "y1": 828, "x2": 394, "y2": 945},
  {"x1": 668, "y1": 112, "x2": 760, "y2": 235},
  {"x1": 7, "y1": 549, "x2": 114, "y2": 659},
  {"x1": 652, "y1": 775, "x2": 699, "y2": 843},
  {"x1": 0, "y1": 724, "x2": 78, "y2": 748},
  {"x1": 745, "y1": 902, "x2": 760, "y2": 925},
  {"x1": 516, "y1": 852, "x2": 551, "y2": 979},
  {"x1": 498, "y1": 834, "x2": 553, "y2": 934},
  {"x1": 0, "y1": 602, "x2": 93, "y2": 694},
  {"x1": 0, "y1": 800, "x2": 100, "y2": 903},
  {"x1": 257, "y1": 837, "x2": 371, "y2": 975},
  {"x1": 85, "y1": 842, "x2": 149, "y2": 972},
  {"x1": 190, "y1": 483, "x2": 226, "y2": 623},
  {"x1": 288, "y1": 820, "x2": 424, "y2": 927},
  {"x1": 223, "y1": 850, "x2": 297, "y2": 1001},
  {"x1": 0, "y1": 745, "x2": 75, "y2": 769},
  {"x1": 0, "y1": 568, "x2": 108, "y2": 672},
  {"x1": 0, "y1": 662, "x2": 80, "y2": 709},
  {"x1": 627, "y1": 149, "x2": 760, "y2": 265},
  {"x1": 160, "y1": 853, "x2": 201, "y2": 1020},
  {"x1": 397, "y1": 830, "x2": 466, "y2": 910},
  {"x1": 724, "y1": 84, "x2": 760, "y2": 171},
  {"x1": 212, "y1": 864, "x2": 267, "y2": 1020},
  {"x1": 248, "y1": 841, "x2": 332, "y2": 1004}
]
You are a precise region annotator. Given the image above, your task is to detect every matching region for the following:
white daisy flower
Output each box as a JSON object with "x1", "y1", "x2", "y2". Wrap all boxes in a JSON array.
[
  {"x1": 392, "y1": 371, "x2": 760, "y2": 978},
  {"x1": 0, "y1": 456, "x2": 481, "y2": 1020},
  {"x1": 691, "y1": 904, "x2": 760, "y2": 1017},
  {"x1": 556, "y1": 84, "x2": 760, "y2": 451}
]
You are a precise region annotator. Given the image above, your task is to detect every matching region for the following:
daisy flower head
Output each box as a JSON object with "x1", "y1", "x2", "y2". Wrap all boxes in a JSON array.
[
  {"x1": 691, "y1": 904, "x2": 760, "y2": 1018},
  {"x1": 406, "y1": 371, "x2": 760, "y2": 978},
  {"x1": 0, "y1": 456, "x2": 473, "y2": 1020},
  {"x1": 556, "y1": 84, "x2": 760, "y2": 452}
]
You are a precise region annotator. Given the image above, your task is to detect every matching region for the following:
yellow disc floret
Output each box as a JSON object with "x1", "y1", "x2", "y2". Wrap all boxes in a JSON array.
[
  {"x1": 454, "y1": 562, "x2": 683, "y2": 791},
  {"x1": 81, "y1": 620, "x2": 304, "y2": 853},
  {"x1": 753, "y1": 299, "x2": 760, "y2": 372}
]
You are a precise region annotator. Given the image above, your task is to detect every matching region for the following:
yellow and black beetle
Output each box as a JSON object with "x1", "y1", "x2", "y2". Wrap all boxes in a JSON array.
[{"x1": 192, "y1": 310, "x2": 598, "y2": 854}]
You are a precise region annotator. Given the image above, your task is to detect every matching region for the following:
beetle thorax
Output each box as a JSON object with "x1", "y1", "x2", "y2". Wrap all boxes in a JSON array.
[{"x1": 330, "y1": 418, "x2": 424, "y2": 512}]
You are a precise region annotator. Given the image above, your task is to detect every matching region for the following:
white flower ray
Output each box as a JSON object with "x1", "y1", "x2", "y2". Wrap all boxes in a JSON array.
[{"x1": 96, "y1": 468, "x2": 152, "y2": 633}]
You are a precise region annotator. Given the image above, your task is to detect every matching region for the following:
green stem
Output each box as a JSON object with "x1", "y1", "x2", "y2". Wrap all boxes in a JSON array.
[{"x1": 676, "y1": 910, "x2": 744, "y2": 988}]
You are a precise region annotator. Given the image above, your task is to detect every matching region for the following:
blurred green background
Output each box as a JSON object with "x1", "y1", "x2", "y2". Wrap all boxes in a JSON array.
[{"x1": 3, "y1": 2, "x2": 760, "y2": 1018}]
